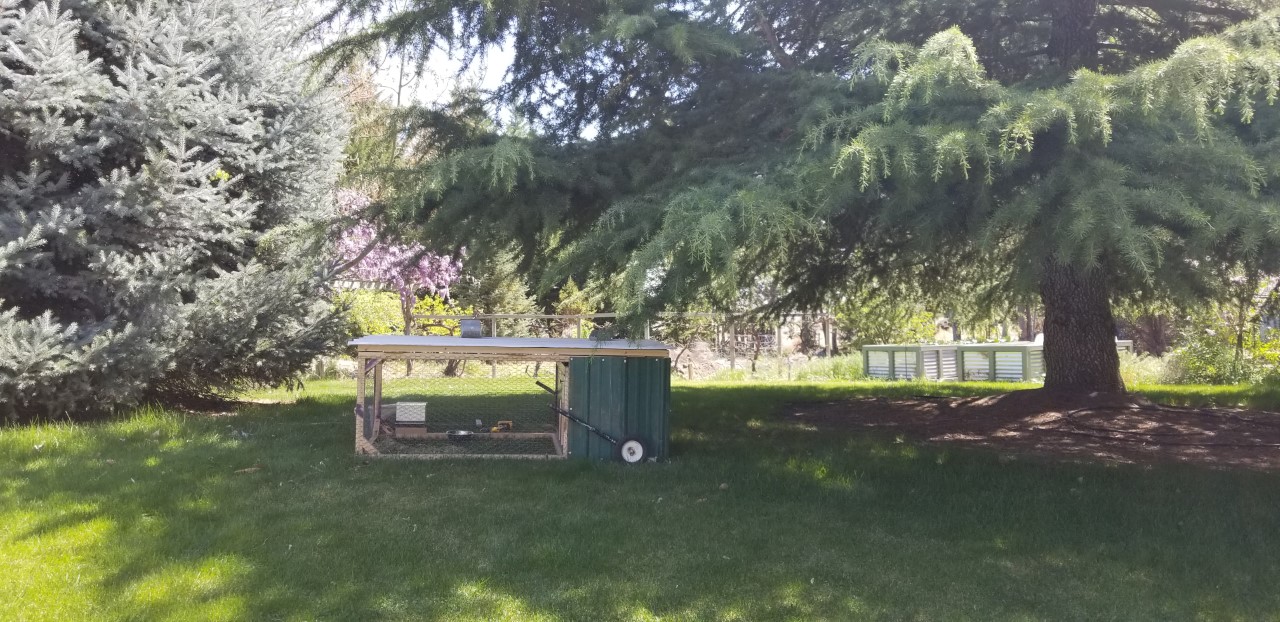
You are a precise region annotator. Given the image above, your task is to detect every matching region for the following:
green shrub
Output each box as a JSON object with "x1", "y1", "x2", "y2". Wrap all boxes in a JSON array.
[
  {"x1": 834, "y1": 299, "x2": 939, "y2": 349},
  {"x1": 1164, "y1": 328, "x2": 1280, "y2": 385},
  {"x1": 794, "y1": 356, "x2": 866, "y2": 382},
  {"x1": 1117, "y1": 351, "x2": 1169, "y2": 386},
  {"x1": 698, "y1": 355, "x2": 865, "y2": 383},
  {"x1": 334, "y1": 291, "x2": 473, "y2": 342},
  {"x1": 336, "y1": 290, "x2": 404, "y2": 338},
  {"x1": 721, "y1": 369, "x2": 753, "y2": 382},
  {"x1": 412, "y1": 296, "x2": 473, "y2": 336},
  {"x1": 702, "y1": 364, "x2": 777, "y2": 382}
]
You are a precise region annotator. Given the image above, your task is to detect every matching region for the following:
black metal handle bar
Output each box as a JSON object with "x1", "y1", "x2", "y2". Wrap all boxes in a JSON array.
[{"x1": 535, "y1": 380, "x2": 620, "y2": 446}]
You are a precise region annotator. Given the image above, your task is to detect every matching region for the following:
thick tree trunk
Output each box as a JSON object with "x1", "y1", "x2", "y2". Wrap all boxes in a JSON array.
[
  {"x1": 1039, "y1": 259, "x2": 1125, "y2": 393},
  {"x1": 799, "y1": 312, "x2": 817, "y2": 353},
  {"x1": 402, "y1": 299, "x2": 414, "y2": 377},
  {"x1": 1047, "y1": 0, "x2": 1100, "y2": 69}
]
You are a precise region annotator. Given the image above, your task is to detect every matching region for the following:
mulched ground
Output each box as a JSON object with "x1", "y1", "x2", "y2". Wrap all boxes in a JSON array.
[{"x1": 784, "y1": 389, "x2": 1280, "y2": 470}]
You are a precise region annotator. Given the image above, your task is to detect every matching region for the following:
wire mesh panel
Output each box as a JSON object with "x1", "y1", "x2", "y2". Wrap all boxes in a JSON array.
[{"x1": 357, "y1": 358, "x2": 565, "y2": 459}]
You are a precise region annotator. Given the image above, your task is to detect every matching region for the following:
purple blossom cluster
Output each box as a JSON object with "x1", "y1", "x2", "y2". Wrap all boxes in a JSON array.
[{"x1": 335, "y1": 189, "x2": 463, "y2": 310}]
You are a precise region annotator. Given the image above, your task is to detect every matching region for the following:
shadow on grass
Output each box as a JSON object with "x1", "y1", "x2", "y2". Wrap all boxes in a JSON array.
[{"x1": 0, "y1": 383, "x2": 1278, "y2": 620}]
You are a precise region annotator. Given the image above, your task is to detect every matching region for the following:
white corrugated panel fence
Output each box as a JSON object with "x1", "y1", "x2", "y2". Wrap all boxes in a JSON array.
[
  {"x1": 939, "y1": 349, "x2": 958, "y2": 380},
  {"x1": 867, "y1": 351, "x2": 891, "y2": 379},
  {"x1": 994, "y1": 351, "x2": 1024, "y2": 381},
  {"x1": 921, "y1": 350, "x2": 938, "y2": 379},
  {"x1": 894, "y1": 351, "x2": 918, "y2": 379},
  {"x1": 963, "y1": 351, "x2": 990, "y2": 380}
]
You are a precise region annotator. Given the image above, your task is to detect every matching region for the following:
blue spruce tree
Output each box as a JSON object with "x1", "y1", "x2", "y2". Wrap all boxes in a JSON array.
[{"x1": 0, "y1": 0, "x2": 347, "y2": 420}]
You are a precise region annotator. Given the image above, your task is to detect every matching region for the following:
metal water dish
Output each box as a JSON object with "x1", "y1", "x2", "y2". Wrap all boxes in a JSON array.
[
  {"x1": 446, "y1": 430, "x2": 474, "y2": 442},
  {"x1": 460, "y1": 319, "x2": 484, "y2": 338}
]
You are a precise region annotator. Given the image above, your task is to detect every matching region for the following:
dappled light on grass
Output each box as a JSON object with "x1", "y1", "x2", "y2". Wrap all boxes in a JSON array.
[
  {"x1": 782, "y1": 456, "x2": 862, "y2": 492},
  {"x1": 122, "y1": 556, "x2": 250, "y2": 619},
  {"x1": 1, "y1": 379, "x2": 1279, "y2": 619},
  {"x1": 436, "y1": 581, "x2": 557, "y2": 621},
  {"x1": 867, "y1": 441, "x2": 919, "y2": 461}
]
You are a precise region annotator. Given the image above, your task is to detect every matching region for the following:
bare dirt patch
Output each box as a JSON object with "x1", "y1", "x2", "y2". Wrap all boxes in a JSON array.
[{"x1": 784, "y1": 389, "x2": 1280, "y2": 470}]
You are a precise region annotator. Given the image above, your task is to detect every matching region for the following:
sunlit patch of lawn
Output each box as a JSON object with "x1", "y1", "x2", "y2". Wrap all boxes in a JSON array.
[{"x1": 1, "y1": 380, "x2": 1278, "y2": 620}]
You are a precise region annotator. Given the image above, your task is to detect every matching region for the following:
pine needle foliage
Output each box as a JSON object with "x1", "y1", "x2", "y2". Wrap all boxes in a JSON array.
[
  {"x1": 0, "y1": 0, "x2": 347, "y2": 421},
  {"x1": 318, "y1": 0, "x2": 1273, "y2": 386},
  {"x1": 314, "y1": 0, "x2": 740, "y2": 139},
  {"x1": 834, "y1": 17, "x2": 1280, "y2": 296}
]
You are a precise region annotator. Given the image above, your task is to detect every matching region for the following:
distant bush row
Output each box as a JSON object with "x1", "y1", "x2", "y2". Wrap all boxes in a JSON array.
[{"x1": 1121, "y1": 332, "x2": 1280, "y2": 386}]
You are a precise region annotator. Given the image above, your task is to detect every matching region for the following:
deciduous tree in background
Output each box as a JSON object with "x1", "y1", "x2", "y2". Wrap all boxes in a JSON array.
[{"x1": 334, "y1": 189, "x2": 463, "y2": 337}]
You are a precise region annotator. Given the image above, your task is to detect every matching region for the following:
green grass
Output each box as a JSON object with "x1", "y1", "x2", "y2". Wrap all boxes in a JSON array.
[
  {"x1": 699, "y1": 354, "x2": 866, "y2": 382},
  {"x1": 3, "y1": 380, "x2": 1279, "y2": 620}
]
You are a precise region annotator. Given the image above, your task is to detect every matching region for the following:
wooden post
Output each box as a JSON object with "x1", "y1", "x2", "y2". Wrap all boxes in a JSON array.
[
  {"x1": 988, "y1": 352, "x2": 997, "y2": 382},
  {"x1": 356, "y1": 356, "x2": 367, "y2": 440},
  {"x1": 356, "y1": 357, "x2": 366, "y2": 410},
  {"x1": 1021, "y1": 346, "x2": 1032, "y2": 382},
  {"x1": 888, "y1": 350, "x2": 896, "y2": 380},
  {"x1": 729, "y1": 320, "x2": 737, "y2": 371},
  {"x1": 372, "y1": 360, "x2": 383, "y2": 441},
  {"x1": 957, "y1": 350, "x2": 967, "y2": 381},
  {"x1": 824, "y1": 316, "x2": 833, "y2": 356}
]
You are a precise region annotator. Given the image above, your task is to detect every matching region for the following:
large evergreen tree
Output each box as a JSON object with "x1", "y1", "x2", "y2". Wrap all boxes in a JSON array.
[
  {"x1": 1, "y1": 0, "x2": 347, "y2": 420},
  {"x1": 823, "y1": 20, "x2": 1280, "y2": 391},
  {"x1": 317, "y1": 0, "x2": 1275, "y2": 392}
]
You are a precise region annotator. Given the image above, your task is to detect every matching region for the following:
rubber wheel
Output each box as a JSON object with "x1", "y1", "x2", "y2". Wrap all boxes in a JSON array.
[{"x1": 616, "y1": 436, "x2": 649, "y2": 464}]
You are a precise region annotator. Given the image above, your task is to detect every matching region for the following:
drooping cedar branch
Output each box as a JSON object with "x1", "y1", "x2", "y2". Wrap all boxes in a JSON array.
[
  {"x1": 317, "y1": 1, "x2": 1274, "y2": 391},
  {"x1": 1109, "y1": 0, "x2": 1253, "y2": 21}
]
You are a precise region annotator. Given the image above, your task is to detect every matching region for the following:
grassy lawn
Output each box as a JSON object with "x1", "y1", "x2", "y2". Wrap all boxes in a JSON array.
[{"x1": 2, "y1": 380, "x2": 1279, "y2": 620}]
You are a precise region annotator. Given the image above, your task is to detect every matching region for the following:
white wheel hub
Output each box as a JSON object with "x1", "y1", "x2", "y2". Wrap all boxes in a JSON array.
[{"x1": 619, "y1": 439, "x2": 646, "y2": 463}]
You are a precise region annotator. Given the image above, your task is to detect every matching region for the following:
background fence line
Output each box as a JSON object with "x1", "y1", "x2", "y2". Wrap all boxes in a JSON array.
[{"x1": 408, "y1": 311, "x2": 839, "y2": 374}]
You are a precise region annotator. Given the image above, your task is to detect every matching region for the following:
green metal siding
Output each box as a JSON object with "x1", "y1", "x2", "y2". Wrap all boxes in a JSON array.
[{"x1": 567, "y1": 356, "x2": 670, "y2": 461}]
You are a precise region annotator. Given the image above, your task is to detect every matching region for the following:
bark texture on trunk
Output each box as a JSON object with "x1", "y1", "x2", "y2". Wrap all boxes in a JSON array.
[
  {"x1": 1047, "y1": 0, "x2": 1100, "y2": 69},
  {"x1": 1039, "y1": 259, "x2": 1125, "y2": 393}
]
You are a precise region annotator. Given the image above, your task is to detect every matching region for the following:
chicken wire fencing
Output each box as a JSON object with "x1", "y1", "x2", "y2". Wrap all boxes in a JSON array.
[{"x1": 355, "y1": 358, "x2": 567, "y2": 459}]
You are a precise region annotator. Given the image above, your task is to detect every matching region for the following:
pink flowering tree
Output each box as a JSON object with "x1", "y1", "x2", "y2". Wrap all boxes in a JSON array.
[{"x1": 334, "y1": 189, "x2": 463, "y2": 335}]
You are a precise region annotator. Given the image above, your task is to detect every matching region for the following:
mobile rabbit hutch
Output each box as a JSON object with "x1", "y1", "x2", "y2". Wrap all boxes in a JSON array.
[{"x1": 351, "y1": 335, "x2": 671, "y2": 462}]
